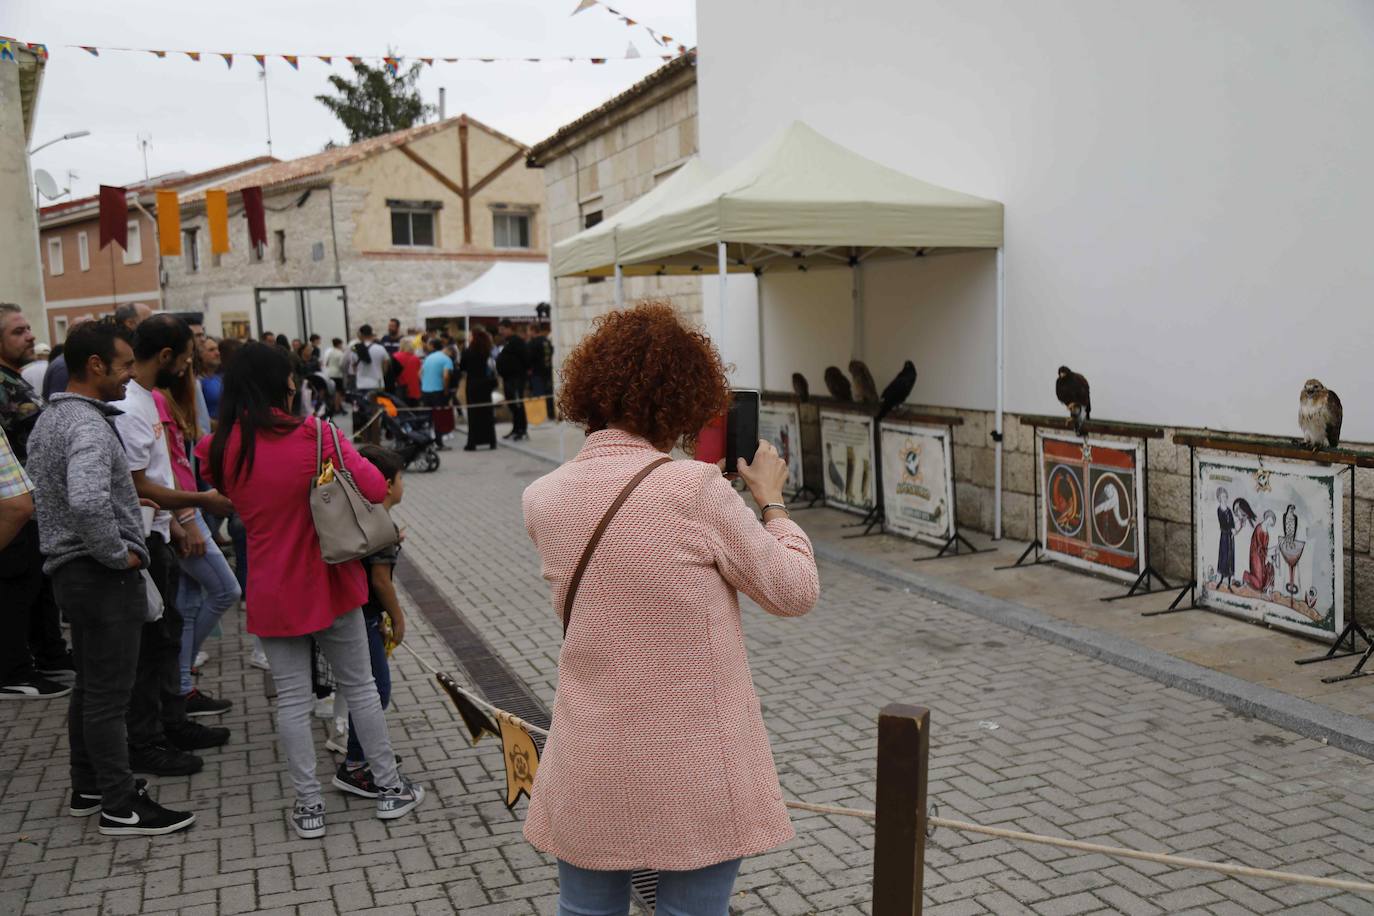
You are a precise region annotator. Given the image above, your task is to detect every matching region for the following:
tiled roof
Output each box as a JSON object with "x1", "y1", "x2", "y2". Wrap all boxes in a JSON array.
[{"x1": 527, "y1": 50, "x2": 696, "y2": 165}]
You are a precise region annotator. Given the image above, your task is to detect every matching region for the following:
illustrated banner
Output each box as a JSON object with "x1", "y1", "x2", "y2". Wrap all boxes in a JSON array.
[
  {"x1": 880, "y1": 420, "x2": 954, "y2": 543},
  {"x1": 819, "y1": 410, "x2": 875, "y2": 515},
  {"x1": 760, "y1": 402, "x2": 804, "y2": 494},
  {"x1": 1038, "y1": 433, "x2": 1146, "y2": 582},
  {"x1": 1195, "y1": 452, "x2": 1342, "y2": 640}
]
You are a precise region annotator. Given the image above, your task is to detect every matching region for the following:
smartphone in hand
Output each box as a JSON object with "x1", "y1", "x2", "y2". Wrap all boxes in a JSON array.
[{"x1": 698, "y1": 389, "x2": 760, "y2": 473}]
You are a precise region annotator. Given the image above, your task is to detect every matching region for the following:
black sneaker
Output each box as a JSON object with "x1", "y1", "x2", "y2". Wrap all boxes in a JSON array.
[
  {"x1": 184, "y1": 688, "x2": 232, "y2": 717},
  {"x1": 0, "y1": 677, "x2": 72, "y2": 700},
  {"x1": 128, "y1": 744, "x2": 204, "y2": 776},
  {"x1": 99, "y1": 784, "x2": 195, "y2": 836},
  {"x1": 332, "y1": 763, "x2": 381, "y2": 799},
  {"x1": 165, "y1": 719, "x2": 230, "y2": 751},
  {"x1": 35, "y1": 651, "x2": 76, "y2": 677},
  {"x1": 71, "y1": 778, "x2": 146, "y2": 817}
]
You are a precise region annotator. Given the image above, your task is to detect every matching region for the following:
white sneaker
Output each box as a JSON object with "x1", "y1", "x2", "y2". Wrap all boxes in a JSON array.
[
  {"x1": 291, "y1": 800, "x2": 325, "y2": 839},
  {"x1": 248, "y1": 652, "x2": 270, "y2": 671},
  {"x1": 194, "y1": 650, "x2": 209, "y2": 669}
]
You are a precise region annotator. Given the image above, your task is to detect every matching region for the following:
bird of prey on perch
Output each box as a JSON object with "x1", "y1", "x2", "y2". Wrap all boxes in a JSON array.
[{"x1": 1055, "y1": 366, "x2": 1092, "y2": 437}]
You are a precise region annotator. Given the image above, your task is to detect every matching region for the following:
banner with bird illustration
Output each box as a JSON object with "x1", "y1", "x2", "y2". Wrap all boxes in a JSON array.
[
  {"x1": 880, "y1": 420, "x2": 954, "y2": 544},
  {"x1": 760, "y1": 402, "x2": 804, "y2": 495},
  {"x1": 819, "y1": 409, "x2": 876, "y2": 515},
  {"x1": 1194, "y1": 451, "x2": 1342, "y2": 640},
  {"x1": 1038, "y1": 432, "x2": 1146, "y2": 582}
]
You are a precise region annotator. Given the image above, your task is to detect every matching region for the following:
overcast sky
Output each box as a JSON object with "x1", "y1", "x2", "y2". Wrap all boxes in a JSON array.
[{"x1": 14, "y1": 0, "x2": 696, "y2": 202}]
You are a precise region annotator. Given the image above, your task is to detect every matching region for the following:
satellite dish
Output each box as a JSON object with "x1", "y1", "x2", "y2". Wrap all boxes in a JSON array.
[{"x1": 35, "y1": 169, "x2": 60, "y2": 200}]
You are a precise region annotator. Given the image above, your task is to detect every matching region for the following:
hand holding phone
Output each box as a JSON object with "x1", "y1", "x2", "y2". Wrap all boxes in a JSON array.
[{"x1": 737, "y1": 439, "x2": 789, "y2": 508}]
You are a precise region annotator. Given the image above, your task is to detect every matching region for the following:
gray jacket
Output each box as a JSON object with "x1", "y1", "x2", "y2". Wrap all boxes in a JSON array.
[{"x1": 27, "y1": 393, "x2": 149, "y2": 574}]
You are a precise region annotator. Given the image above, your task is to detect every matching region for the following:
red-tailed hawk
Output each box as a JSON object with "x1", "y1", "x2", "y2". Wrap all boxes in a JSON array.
[
  {"x1": 1299, "y1": 379, "x2": 1342, "y2": 450},
  {"x1": 1055, "y1": 366, "x2": 1091, "y2": 436}
]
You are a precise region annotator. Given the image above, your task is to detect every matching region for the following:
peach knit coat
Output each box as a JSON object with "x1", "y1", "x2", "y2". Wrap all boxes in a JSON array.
[{"x1": 522, "y1": 429, "x2": 820, "y2": 871}]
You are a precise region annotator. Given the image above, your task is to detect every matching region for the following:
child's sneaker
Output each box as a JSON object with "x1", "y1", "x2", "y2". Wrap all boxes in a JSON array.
[
  {"x1": 291, "y1": 800, "x2": 326, "y2": 839},
  {"x1": 376, "y1": 776, "x2": 425, "y2": 820},
  {"x1": 332, "y1": 763, "x2": 380, "y2": 799}
]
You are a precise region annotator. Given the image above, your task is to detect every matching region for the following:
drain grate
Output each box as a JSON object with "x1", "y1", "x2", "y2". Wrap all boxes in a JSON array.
[{"x1": 395, "y1": 554, "x2": 659, "y2": 911}]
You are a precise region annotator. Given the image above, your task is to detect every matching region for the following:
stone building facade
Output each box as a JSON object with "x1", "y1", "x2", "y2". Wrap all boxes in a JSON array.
[
  {"x1": 163, "y1": 115, "x2": 546, "y2": 340},
  {"x1": 527, "y1": 52, "x2": 699, "y2": 370}
]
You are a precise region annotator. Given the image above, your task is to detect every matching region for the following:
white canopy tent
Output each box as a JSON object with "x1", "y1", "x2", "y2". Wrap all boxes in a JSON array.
[
  {"x1": 551, "y1": 121, "x2": 1009, "y2": 535},
  {"x1": 417, "y1": 260, "x2": 549, "y2": 326}
]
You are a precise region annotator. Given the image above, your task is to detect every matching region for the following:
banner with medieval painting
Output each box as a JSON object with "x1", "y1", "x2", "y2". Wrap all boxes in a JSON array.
[
  {"x1": 1038, "y1": 432, "x2": 1146, "y2": 582},
  {"x1": 760, "y1": 401, "x2": 805, "y2": 495},
  {"x1": 819, "y1": 409, "x2": 876, "y2": 515},
  {"x1": 1194, "y1": 452, "x2": 1342, "y2": 640},
  {"x1": 879, "y1": 420, "x2": 954, "y2": 544}
]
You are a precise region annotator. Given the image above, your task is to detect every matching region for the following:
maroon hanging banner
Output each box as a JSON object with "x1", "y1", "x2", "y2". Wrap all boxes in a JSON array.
[
  {"x1": 98, "y1": 185, "x2": 128, "y2": 250},
  {"x1": 241, "y1": 186, "x2": 268, "y2": 251}
]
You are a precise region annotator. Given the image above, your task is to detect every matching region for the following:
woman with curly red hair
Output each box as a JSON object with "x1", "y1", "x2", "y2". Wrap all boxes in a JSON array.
[{"x1": 522, "y1": 301, "x2": 820, "y2": 915}]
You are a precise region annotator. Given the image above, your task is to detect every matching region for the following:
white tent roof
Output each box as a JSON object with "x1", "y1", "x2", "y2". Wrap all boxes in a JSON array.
[
  {"x1": 417, "y1": 261, "x2": 549, "y2": 320},
  {"x1": 607, "y1": 121, "x2": 1003, "y2": 272},
  {"x1": 551, "y1": 157, "x2": 714, "y2": 278}
]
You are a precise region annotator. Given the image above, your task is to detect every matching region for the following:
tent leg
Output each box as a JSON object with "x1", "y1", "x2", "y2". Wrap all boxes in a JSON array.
[
  {"x1": 756, "y1": 272, "x2": 766, "y2": 391},
  {"x1": 994, "y1": 246, "x2": 1005, "y2": 541},
  {"x1": 851, "y1": 258, "x2": 864, "y2": 361},
  {"x1": 614, "y1": 263, "x2": 624, "y2": 308},
  {"x1": 718, "y1": 242, "x2": 727, "y2": 350}
]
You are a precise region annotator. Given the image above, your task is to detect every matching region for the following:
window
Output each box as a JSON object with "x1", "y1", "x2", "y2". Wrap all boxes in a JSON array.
[
  {"x1": 122, "y1": 220, "x2": 142, "y2": 265},
  {"x1": 584, "y1": 211, "x2": 604, "y2": 283},
  {"x1": 47, "y1": 237, "x2": 63, "y2": 276},
  {"x1": 493, "y1": 212, "x2": 531, "y2": 249},
  {"x1": 53, "y1": 316, "x2": 68, "y2": 344},
  {"x1": 183, "y1": 228, "x2": 200, "y2": 272},
  {"x1": 275, "y1": 230, "x2": 287, "y2": 264},
  {"x1": 77, "y1": 231, "x2": 90, "y2": 271},
  {"x1": 390, "y1": 210, "x2": 435, "y2": 247}
]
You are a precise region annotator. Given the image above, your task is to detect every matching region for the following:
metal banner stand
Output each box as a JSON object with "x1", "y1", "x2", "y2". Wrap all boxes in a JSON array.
[
  {"x1": 1144, "y1": 442, "x2": 1198, "y2": 617},
  {"x1": 843, "y1": 418, "x2": 884, "y2": 538},
  {"x1": 1301, "y1": 465, "x2": 1372, "y2": 682},
  {"x1": 993, "y1": 419, "x2": 1046, "y2": 570}
]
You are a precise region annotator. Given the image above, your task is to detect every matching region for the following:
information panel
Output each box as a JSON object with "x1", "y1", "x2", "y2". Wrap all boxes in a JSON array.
[
  {"x1": 879, "y1": 420, "x2": 955, "y2": 544},
  {"x1": 760, "y1": 401, "x2": 805, "y2": 494},
  {"x1": 1038, "y1": 432, "x2": 1147, "y2": 582},
  {"x1": 819, "y1": 409, "x2": 876, "y2": 515}
]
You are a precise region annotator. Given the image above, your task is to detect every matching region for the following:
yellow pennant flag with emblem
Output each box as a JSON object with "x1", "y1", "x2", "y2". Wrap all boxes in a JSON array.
[
  {"x1": 525, "y1": 396, "x2": 548, "y2": 427},
  {"x1": 497, "y1": 712, "x2": 540, "y2": 809},
  {"x1": 205, "y1": 190, "x2": 230, "y2": 254},
  {"x1": 156, "y1": 191, "x2": 181, "y2": 256}
]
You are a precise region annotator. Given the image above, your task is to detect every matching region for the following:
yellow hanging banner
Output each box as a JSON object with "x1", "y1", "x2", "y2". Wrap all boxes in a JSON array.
[
  {"x1": 156, "y1": 191, "x2": 181, "y2": 256},
  {"x1": 205, "y1": 189, "x2": 230, "y2": 254},
  {"x1": 497, "y1": 712, "x2": 540, "y2": 809},
  {"x1": 525, "y1": 396, "x2": 548, "y2": 427}
]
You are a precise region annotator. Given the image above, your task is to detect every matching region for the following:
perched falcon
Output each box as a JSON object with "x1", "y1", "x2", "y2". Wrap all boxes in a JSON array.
[
  {"x1": 1298, "y1": 379, "x2": 1342, "y2": 450},
  {"x1": 1283, "y1": 504, "x2": 1298, "y2": 542},
  {"x1": 878, "y1": 361, "x2": 917, "y2": 420},
  {"x1": 791, "y1": 372, "x2": 810, "y2": 403},
  {"x1": 1055, "y1": 366, "x2": 1092, "y2": 437},
  {"x1": 824, "y1": 366, "x2": 853, "y2": 402},
  {"x1": 849, "y1": 360, "x2": 879, "y2": 404}
]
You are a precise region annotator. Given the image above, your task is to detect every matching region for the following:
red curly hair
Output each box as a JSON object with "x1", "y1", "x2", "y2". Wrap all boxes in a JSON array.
[{"x1": 558, "y1": 301, "x2": 730, "y2": 450}]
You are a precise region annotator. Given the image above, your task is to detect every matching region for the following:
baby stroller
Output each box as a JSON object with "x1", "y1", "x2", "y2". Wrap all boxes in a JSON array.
[{"x1": 373, "y1": 392, "x2": 440, "y2": 473}]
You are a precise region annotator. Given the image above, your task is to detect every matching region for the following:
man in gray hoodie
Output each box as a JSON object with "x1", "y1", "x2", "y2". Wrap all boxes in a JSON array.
[{"x1": 26, "y1": 318, "x2": 194, "y2": 836}]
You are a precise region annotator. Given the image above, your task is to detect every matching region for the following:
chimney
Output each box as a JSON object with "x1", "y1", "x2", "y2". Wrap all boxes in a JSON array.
[{"x1": 439, "y1": 87, "x2": 446, "y2": 121}]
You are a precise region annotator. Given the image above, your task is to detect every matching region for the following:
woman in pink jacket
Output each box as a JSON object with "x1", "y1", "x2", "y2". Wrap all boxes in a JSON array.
[
  {"x1": 523, "y1": 302, "x2": 820, "y2": 915},
  {"x1": 196, "y1": 342, "x2": 423, "y2": 840}
]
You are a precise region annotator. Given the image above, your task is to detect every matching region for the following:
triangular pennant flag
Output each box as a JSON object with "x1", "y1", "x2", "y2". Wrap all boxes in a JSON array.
[
  {"x1": 625, "y1": 42, "x2": 641, "y2": 59},
  {"x1": 253, "y1": 54, "x2": 266, "y2": 68},
  {"x1": 317, "y1": 55, "x2": 332, "y2": 64},
  {"x1": 241, "y1": 186, "x2": 267, "y2": 251},
  {"x1": 149, "y1": 49, "x2": 167, "y2": 59},
  {"x1": 81, "y1": 46, "x2": 99, "y2": 56},
  {"x1": 383, "y1": 56, "x2": 400, "y2": 76},
  {"x1": 496, "y1": 713, "x2": 540, "y2": 809},
  {"x1": 205, "y1": 189, "x2": 230, "y2": 255},
  {"x1": 590, "y1": 58, "x2": 606, "y2": 64},
  {"x1": 98, "y1": 185, "x2": 128, "y2": 251},
  {"x1": 283, "y1": 55, "x2": 298, "y2": 69},
  {"x1": 623, "y1": 17, "x2": 637, "y2": 26},
  {"x1": 436, "y1": 674, "x2": 500, "y2": 745},
  {"x1": 419, "y1": 57, "x2": 433, "y2": 66},
  {"x1": 605, "y1": 5, "x2": 621, "y2": 13},
  {"x1": 443, "y1": 57, "x2": 458, "y2": 63},
  {"x1": 29, "y1": 43, "x2": 48, "y2": 61},
  {"x1": 220, "y1": 52, "x2": 233, "y2": 68},
  {"x1": 0, "y1": 41, "x2": 13, "y2": 63},
  {"x1": 346, "y1": 56, "x2": 362, "y2": 66},
  {"x1": 572, "y1": 0, "x2": 598, "y2": 13},
  {"x1": 525, "y1": 397, "x2": 548, "y2": 427},
  {"x1": 156, "y1": 191, "x2": 182, "y2": 257},
  {"x1": 185, "y1": 51, "x2": 201, "y2": 61}
]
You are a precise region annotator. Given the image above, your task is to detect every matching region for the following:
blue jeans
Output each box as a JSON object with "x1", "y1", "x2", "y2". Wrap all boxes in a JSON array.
[
  {"x1": 177, "y1": 512, "x2": 241, "y2": 694},
  {"x1": 227, "y1": 512, "x2": 248, "y2": 593},
  {"x1": 556, "y1": 858, "x2": 742, "y2": 916},
  {"x1": 345, "y1": 612, "x2": 391, "y2": 764}
]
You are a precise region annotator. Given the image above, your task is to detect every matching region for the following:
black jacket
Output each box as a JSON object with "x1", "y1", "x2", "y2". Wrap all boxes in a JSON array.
[{"x1": 495, "y1": 337, "x2": 527, "y2": 378}]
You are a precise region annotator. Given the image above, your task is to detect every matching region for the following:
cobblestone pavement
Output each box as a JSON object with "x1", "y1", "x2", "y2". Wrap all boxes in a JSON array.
[{"x1": 4, "y1": 442, "x2": 1374, "y2": 915}]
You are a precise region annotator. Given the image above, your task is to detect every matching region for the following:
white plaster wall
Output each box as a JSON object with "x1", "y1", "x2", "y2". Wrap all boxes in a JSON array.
[
  {"x1": 697, "y1": 0, "x2": 1374, "y2": 440},
  {"x1": 0, "y1": 59, "x2": 44, "y2": 334},
  {"x1": 700, "y1": 274, "x2": 761, "y2": 388}
]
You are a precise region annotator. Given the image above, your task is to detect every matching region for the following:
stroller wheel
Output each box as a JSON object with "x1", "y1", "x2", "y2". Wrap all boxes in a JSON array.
[{"x1": 423, "y1": 449, "x2": 440, "y2": 472}]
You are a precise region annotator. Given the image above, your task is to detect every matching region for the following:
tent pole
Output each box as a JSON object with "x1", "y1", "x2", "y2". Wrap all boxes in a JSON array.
[
  {"x1": 717, "y1": 241, "x2": 727, "y2": 351},
  {"x1": 994, "y1": 246, "x2": 1005, "y2": 541},
  {"x1": 851, "y1": 256, "x2": 864, "y2": 361},
  {"x1": 756, "y1": 272, "x2": 766, "y2": 391},
  {"x1": 614, "y1": 262, "x2": 624, "y2": 308}
]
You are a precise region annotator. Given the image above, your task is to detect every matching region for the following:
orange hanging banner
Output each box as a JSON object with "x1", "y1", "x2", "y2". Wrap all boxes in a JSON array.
[
  {"x1": 205, "y1": 189, "x2": 230, "y2": 254},
  {"x1": 156, "y1": 191, "x2": 182, "y2": 256}
]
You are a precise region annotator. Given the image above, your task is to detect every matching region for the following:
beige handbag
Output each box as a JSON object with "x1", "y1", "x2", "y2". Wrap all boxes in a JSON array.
[{"x1": 310, "y1": 417, "x2": 399, "y2": 564}]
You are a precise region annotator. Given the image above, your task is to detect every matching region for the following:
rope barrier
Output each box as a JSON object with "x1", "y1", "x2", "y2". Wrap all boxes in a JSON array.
[{"x1": 396, "y1": 644, "x2": 1374, "y2": 896}]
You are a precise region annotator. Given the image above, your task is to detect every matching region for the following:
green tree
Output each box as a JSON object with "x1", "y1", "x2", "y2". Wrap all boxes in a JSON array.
[{"x1": 316, "y1": 57, "x2": 435, "y2": 142}]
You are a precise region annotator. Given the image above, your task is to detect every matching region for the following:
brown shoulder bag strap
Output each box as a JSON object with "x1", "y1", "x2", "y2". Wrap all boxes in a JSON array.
[{"x1": 563, "y1": 456, "x2": 673, "y2": 637}]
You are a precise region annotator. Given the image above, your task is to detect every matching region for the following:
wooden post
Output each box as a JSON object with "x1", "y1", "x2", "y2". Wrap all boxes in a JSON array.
[
  {"x1": 458, "y1": 118, "x2": 472, "y2": 245},
  {"x1": 873, "y1": 703, "x2": 930, "y2": 916}
]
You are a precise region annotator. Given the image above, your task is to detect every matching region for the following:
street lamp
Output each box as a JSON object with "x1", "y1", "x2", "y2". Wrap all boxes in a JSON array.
[{"x1": 30, "y1": 129, "x2": 91, "y2": 156}]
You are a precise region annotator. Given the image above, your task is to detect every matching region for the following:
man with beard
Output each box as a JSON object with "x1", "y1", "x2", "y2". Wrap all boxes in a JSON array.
[
  {"x1": 113, "y1": 315, "x2": 235, "y2": 775},
  {"x1": 0, "y1": 304, "x2": 73, "y2": 700},
  {"x1": 43, "y1": 302, "x2": 151, "y2": 400}
]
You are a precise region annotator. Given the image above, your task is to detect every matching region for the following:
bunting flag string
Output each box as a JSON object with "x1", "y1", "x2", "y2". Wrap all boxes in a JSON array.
[
  {"x1": 569, "y1": 0, "x2": 686, "y2": 55},
  {"x1": 53, "y1": 44, "x2": 684, "y2": 65}
]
